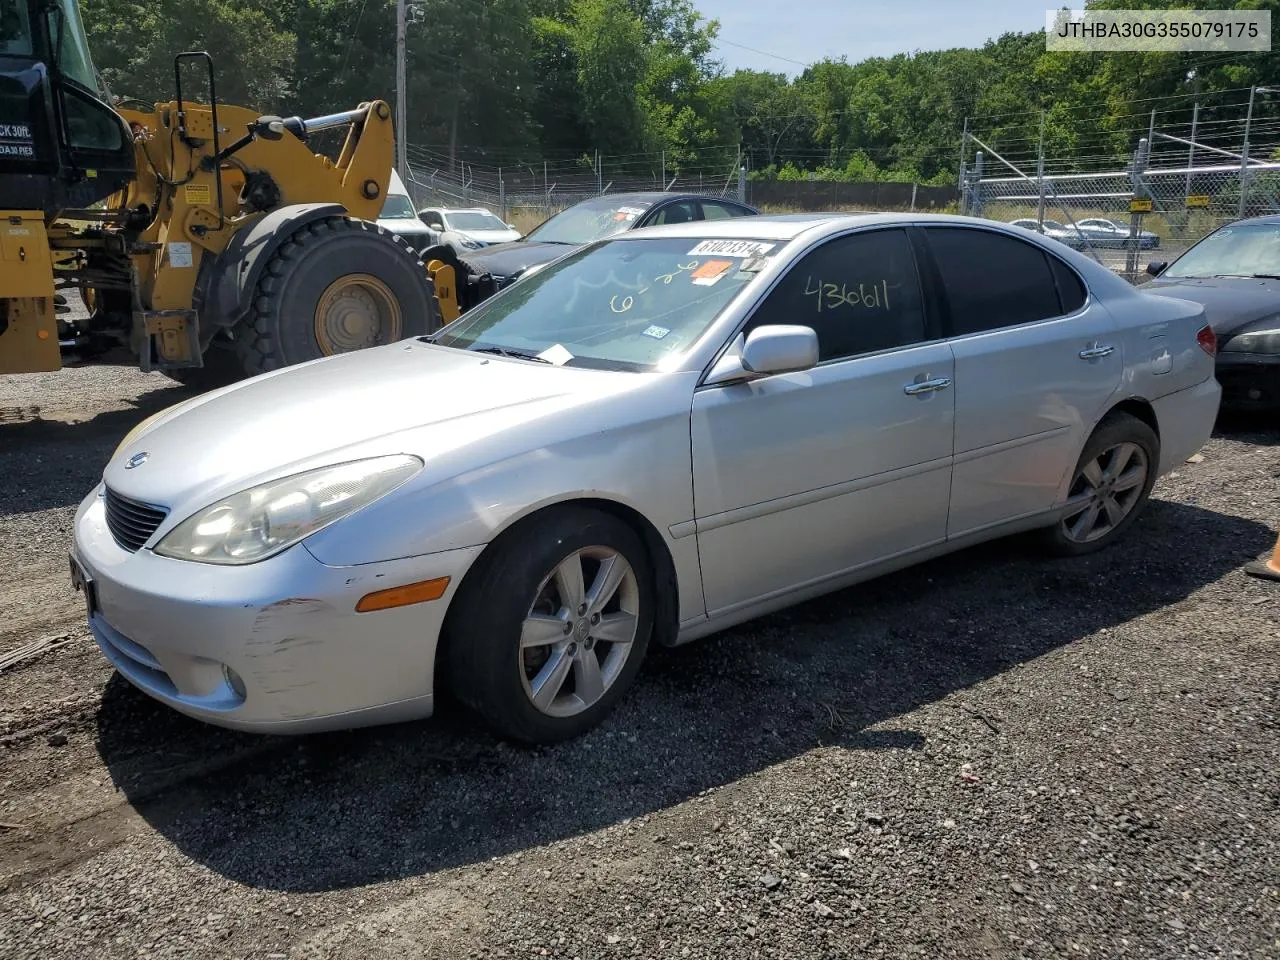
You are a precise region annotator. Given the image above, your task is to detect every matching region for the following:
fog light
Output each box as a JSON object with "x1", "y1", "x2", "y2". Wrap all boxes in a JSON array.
[{"x1": 222, "y1": 664, "x2": 246, "y2": 699}]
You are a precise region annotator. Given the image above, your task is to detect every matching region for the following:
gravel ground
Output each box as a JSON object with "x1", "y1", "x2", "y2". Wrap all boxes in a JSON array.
[{"x1": 0, "y1": 363, "x2": 1277, "y2": 960}]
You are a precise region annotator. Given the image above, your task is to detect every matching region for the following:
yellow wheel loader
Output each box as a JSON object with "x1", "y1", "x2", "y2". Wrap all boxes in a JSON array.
[{"x1": 0, "y1": 0, "x2": 452, "y2": 383}]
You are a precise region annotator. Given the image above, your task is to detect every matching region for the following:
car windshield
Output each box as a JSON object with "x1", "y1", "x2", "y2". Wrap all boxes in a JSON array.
[
  {"x1": 525, "y1": 197, "x2": 655, "y2": 245},
  {"x1": 448, "y1": 211, "x2": 508, "y2": 231},
  {"x1": 1163, "y1": 221, "x2": 1280, "y2": 279},
  {"x1": 379, "y1": 194, "x2": 416, "y2": 219},
  {"x1": 430, "y1": 235, "x2": 777, "y2": 371}
]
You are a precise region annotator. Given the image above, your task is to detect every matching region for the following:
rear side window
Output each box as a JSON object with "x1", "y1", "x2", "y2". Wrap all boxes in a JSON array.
[
  {"x1": 744, "y1": 228, "x2": 926, "y2": 362},
  {"x1": 1048, "y1": 255, "x2": 1087, "y2": 313},
  {"x1": 925, "y1": 227, "x2": 1063, "y2": 335},
  {"x1": 701, "y1": 201, "x2": 750, "y2": 220}
]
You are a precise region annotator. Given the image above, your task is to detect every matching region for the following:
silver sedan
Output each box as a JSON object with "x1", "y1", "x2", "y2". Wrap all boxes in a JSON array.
[{"x1": 71, "y1": 213, "x2": 1222, "y2": 744}]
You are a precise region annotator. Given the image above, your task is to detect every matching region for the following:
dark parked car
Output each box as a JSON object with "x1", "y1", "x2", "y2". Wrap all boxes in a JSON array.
[
  {"x1": 424, "y1": 192, "x2": 759, "y2": 312},
  {"x1": 1145, "y1": 215, "x2": 1280, "y2": 410}
]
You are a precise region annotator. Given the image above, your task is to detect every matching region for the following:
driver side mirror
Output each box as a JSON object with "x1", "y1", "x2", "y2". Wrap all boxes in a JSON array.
[
  {"x1": 1146, "y1": 260, "x2": 1167, "y2": 276},
  {"x1": 742, "y1": 325, "x2": 819, "y2": 375},
  {"x1": 705, "y1": 325, "x2": 819, "y2": 385}
]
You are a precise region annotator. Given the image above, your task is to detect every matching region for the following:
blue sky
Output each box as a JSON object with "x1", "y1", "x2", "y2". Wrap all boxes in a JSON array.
[{"x1": 697, "y1": 0, "x2": 1048, "y2": 75}]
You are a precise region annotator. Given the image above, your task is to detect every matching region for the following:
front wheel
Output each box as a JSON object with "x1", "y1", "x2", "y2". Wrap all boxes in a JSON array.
[
  {"x1": 235, "y1": 217, "x2": 441, "y2": 377},
  {"x1": 445, "y1": 507, "x2": 654, "y2": 744},
  {"x1": 1040, "y1": 411, "x2": 1160, "y2": 557}
]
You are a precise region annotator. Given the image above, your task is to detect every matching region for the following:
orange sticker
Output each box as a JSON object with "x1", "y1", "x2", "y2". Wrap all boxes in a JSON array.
[{"x1": 691, "y1": 259, "x2": 733, "y2": 285}]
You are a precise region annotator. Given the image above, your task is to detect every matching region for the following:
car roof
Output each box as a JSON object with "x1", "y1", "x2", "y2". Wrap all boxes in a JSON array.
[
  {"x1": 618, "y1": 211, "x2": 1059, "y2": 243},
  {"x1": 582, "y1": 191, "x2": 757, "y2": 206},
  {"x1": 1223, "y1": 213, "x2": 1280, "y2": 226}
]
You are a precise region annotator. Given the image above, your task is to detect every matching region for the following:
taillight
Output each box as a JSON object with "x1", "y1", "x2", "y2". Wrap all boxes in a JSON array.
[{"x1": 1197, "y1": 324, "x2": 1217, "y2": 357}]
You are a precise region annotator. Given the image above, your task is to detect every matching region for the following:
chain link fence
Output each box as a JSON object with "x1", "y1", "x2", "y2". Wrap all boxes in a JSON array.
[
  {"x1": 402, "y1": 152, "x2": 746, "y2": 234},
  {"x1": 960, "y1": 90, "x2": 1280, "y2": 282}
]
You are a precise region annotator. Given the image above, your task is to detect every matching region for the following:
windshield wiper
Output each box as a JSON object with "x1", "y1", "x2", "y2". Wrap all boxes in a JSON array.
[
  {"x1": 471, "y1": 345, "x2": 552, "y2": 363},
  {"x1": 1250, "y1": 273, "x2": 1280, "y2": 279}
]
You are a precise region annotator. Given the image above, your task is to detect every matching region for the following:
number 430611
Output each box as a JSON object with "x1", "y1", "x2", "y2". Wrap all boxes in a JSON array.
[{"x1": 804, "y1": 276, "x2": 892, "y2": 313}]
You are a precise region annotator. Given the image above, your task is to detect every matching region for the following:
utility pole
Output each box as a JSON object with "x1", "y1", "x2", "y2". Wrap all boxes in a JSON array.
[
  {"x1": 1035, "y1": 111, "x2": 1046, "y2": 227},
  {"x1": 395, "y1": 0, "x2": 408, "y2": 178},
  {"x1": 1186, "y1": 100, "x2": 1199, "y2": 202}
]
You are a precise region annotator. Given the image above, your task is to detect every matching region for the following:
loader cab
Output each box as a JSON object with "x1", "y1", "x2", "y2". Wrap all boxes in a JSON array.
[{"x1": 0, "y1": 0, "x2": 134, "y2": 213}]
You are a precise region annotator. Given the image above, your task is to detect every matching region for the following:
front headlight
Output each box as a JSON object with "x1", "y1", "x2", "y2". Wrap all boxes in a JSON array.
[
  {"x1": 153, "y1": 454, "x2": 423, "y2": 565},
  {"x1": 459, "y1": 237, "x2": 483, "y2": 249},
  {"x1": 1221, "y1": 315, "x2": 1280, "y2": 355}
]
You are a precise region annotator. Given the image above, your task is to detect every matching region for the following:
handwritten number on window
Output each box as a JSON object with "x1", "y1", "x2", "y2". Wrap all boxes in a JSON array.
[{"x1": 803, "y1": 276, "x2": 892, "y2": 313}]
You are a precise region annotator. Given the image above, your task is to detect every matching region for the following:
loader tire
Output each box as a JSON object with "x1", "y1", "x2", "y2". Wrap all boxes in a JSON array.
[{"x1": 235, "y1": 216, "x2": 442, "y2": 377}]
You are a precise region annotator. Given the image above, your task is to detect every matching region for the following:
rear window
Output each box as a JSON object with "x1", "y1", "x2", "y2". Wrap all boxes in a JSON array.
[{"x1": 925, "y1": 227, "x2": 1063, "y2": 335}]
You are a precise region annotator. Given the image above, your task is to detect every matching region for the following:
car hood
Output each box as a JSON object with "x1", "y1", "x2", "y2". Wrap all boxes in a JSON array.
[
  {"x1": 105, "y1": 342, "x2": 630, "y2": 514},
  {"x1": 457, "y1": 228, "x2": 522, "y2": 244},
  {"x1": 1145, "y1": 276, "x2": 1280, "y2": 335},
  {"x1": 457, "y1": 240, "x2": 576, "y2": 277},
  {"x1": 378, "y1": 218, "x2": 433, "y2": 236}
]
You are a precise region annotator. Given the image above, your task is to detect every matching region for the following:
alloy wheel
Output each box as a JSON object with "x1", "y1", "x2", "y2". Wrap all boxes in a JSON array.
[
  {"x1": 518, "y1": 546, "x2": 640, "y2": 718},
  {"x1": 1060, "y1": 441, "x2": 1150, "y2": 544}
]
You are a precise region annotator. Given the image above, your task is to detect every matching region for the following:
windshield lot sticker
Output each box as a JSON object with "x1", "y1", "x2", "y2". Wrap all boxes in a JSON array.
[
  {"x1": 738, "y1": 256, "x2": 772, "y2": 273},
  {"x1": 643, "y1": 325, "x2": 671, "y2": 340},
  {"x1": 537, "y1": 343, "x2": 574, "y2": 365},
  {"x1": 804, "y1": 276, "x2": 892, "y2": 313},
  {"x1": 691, "y1": 259, "x2": 733, "y2": 285},
  {"x1": 687, "y1": 240, "x2": 776, "y2": 258}
]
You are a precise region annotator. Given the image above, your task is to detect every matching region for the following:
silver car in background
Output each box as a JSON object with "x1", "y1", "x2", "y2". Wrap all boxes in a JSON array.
[{"x1": 71, "y1": 213, "x2": 1222, "y2": 745}]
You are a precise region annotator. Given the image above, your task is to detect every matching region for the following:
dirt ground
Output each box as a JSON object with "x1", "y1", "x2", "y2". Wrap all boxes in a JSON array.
[{"x1": 1, "y1": 362, "x2": 1277, "y2": 959}]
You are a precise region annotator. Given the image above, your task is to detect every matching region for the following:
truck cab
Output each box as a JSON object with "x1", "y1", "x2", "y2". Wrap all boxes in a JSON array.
[{"x1": 0, "y1": 0, "x2": 135, "y2": 213}]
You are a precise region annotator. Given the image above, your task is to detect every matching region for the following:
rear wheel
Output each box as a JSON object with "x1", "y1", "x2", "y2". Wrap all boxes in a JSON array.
[
  {"x1": 1040, "y1": 411, "x2": 1159, "y2": 557},
  {"x1": 235, "y1": 217, "x2": 442, "y2": 377},
  {"x1": 445, "y1": 507, "x2": 654, "y2": 744}
]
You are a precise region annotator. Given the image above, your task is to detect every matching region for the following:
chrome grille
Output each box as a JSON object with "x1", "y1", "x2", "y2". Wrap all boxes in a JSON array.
[{"x1": 104, "y1": 487, "x2": 168, "y2": 552}]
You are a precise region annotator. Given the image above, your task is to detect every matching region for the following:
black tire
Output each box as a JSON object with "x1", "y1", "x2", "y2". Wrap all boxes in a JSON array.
[
  {"x1": 164, "y1": 341, "x2": 242, "y2": 392},
  {"x1": 445, "y1": 506, "x2": 655, "y2": 745},
  {"x1": 1039, "y1": 411, "x2": 1160, "y2": 557},
  {"x1": 234, "y1": 217, "x2": 442, "y2": 377}
]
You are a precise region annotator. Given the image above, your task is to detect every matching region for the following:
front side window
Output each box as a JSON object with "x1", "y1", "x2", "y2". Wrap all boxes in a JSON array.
[
  {"x1": 743, "y1": 228, "x2": 926, "y2": 362},
  {"x1": 1161, "y1": 221, "x2": 1280, "y2": 279},
  {"x1": 925, "y1": 227, "x2": 1063, "y2": 335},
  {"x1": 650, "y1": 201, "x2": 698, "y2": 225},
  {"x1": 431, "y1": 235, "x2": 776, "y2": 371},
  {"x1": 524, "y1": 197, "x2": 655, "y2": 246}
]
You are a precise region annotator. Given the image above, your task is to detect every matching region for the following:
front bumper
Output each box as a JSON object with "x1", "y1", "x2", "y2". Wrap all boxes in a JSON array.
[
  {"x1": 1216, "y1": 352, "x2": 1280, "y2": 410},
  {"x1": 72, "y1": 484, "x2": 483, "y2": 734}
]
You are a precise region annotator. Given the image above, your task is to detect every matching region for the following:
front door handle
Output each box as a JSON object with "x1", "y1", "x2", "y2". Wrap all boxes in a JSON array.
[
  {"x1": 904, "y1": 377, "x2": 953, "y2": 396},
  {"x1": 1079, "y1": 343, "x2": 1115, "y2": 360}
]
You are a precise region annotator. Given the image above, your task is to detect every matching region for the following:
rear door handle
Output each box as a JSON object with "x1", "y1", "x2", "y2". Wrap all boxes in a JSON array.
[
  {"x1": 1079, "y1": 343, "x2": 1115, "y2": 360},
  {"x1": 903, "y1": 377, "x2": 953, "y2": 396}
]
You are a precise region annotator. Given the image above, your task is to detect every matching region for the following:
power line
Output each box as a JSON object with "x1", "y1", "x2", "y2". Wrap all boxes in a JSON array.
[{"x1": 714, "y1": 37, "x2": 809, "y2": 69}]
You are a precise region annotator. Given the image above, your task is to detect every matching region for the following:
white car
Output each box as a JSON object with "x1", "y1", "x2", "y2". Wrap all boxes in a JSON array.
[
  {"x1": 417, "y1": 206, "x2": 521, "y2": 253},
  {"x1": 71, "y1": 213, "x2": 1221, "y2": 745}
]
